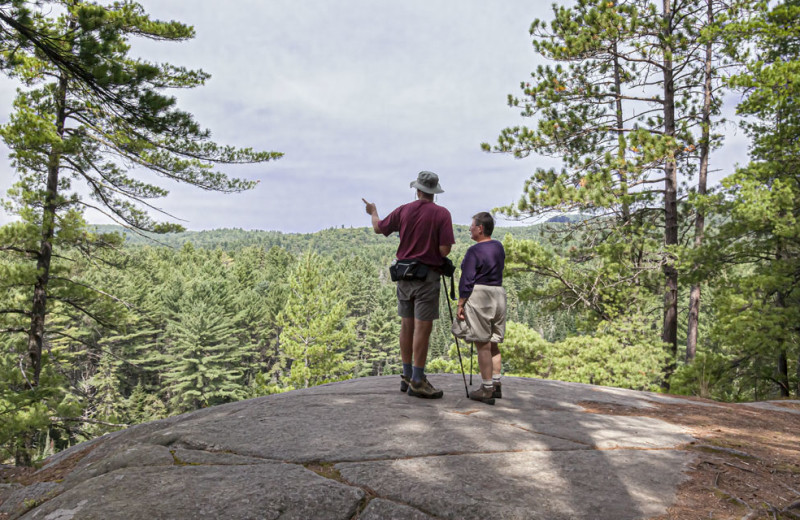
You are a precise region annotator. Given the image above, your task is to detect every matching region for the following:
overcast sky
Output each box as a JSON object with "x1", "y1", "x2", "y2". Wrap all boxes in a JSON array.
[{"x1": 0, "y1": 0, "x2": 749, "y2": 233}]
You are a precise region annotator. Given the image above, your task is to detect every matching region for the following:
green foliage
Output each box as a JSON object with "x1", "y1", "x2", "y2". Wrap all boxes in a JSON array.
[
  {"x1": 691, "y1": 0, "x2": 800, "y2": 397},
  {"x1": 1, "y1": 1, "x2": 280, "y2": 232},
  {"x1": 429, "y1": 319, "x2": 667, "y2": 391},
  {"x1": 669, "y1": 352, "x2": 744, "y2": 401},
  {"x1": 85, "y1": 352, "x2": 125, "y2": 428},
  {"x1": 357, "y1": 284, "x2": 401, "y2": 377},
  {"x1": 276, "y1": 252, "x2": 356, "y2": 388},
  {"x1": 500, "y1": 322, "x2": 552, "y2": 375},
  {"x1": 163, "y1": 299, "x2": 247, "y2": 412},
  {"x1": 0, "y1": 340, "x2": 81, "y2": 465},
  {"x1": 428, "y1": 343, "x2": 478, "y2": 375},
  {"x1": 0, "y1": 215, "x2": 791, "y2": 466},
  {"x1": 246, "y1": 372, "x2": 293, "y2": 398},
  {"x1": 483, "y1": 0, "x2": 754, "y2": 386},
  {"x1": 125, "y1": 381, "x2": 166, "y2": 424},
  {"x1": 0, "y1": 0, "x2": 280, "y2": 464},
  {"x1": 502, "y1": 320, "x2": 668, "y2": 391}
]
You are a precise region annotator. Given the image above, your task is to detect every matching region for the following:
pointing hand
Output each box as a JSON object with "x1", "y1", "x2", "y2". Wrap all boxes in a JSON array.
[{"x1": 362, "y1": 198, "x2": 377, "y2": 216}]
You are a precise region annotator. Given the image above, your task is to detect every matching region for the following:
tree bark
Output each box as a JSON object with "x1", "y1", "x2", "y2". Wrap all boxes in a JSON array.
[
  {"x1": 796, "y1": 350, "x2": 799, "y2": 397},
  {"x1": 26, "y1": 72, "x2": 69, "y2": 387},
  {"x1": 14, "y1": 436, "x2": 33, "y2": 467},
  {"x1": 661, "y1": 0, "x2": 679, "y2": 389},
  {"x1": 776, "y1": 256, "x2": 790, "y2": 397},
  {"x1": 686, "y1": 0, "x2": 714, "y2": 363},
  {"x1": 611, "y1": 13, "x2": 631, "y2": 226},
  {"x1": 778, "y1": 349, "x2": 789, "y2": 397}
]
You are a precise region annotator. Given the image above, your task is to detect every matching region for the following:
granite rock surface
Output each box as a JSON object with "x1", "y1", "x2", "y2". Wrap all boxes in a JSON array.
[{"x1": 4, "y1": 375, "x2": 706, "y2": 519}]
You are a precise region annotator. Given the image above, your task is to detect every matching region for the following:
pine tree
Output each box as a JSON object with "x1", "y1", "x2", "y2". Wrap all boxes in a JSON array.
[
  {"x1": 277, "y1": 252, "x2": 355, "y2": 389},
  {"x1": 337, "y1": 254, "x2": 385, "y2": 376},
  {"x1": 704, "y1": 0, "x2": 800, "y2": 397},
  {"x1": 125, "y1": 380, "x2": 166, "y2": 425},
  {"x1": 483, "y1": 0, "x2": 747, "y2": 386},
  {"x1": 360, "y1": 285, "x2": 401, "y2": 376},
  {"x1": 164, "y1": 298, "x2": 245, "y2": 413},
  {"x1": 0, "y1": 0, "x2": 280, "y2": 390},
  {"x1": 228, "y1": 246, "x2": 293, "y2": 383},
  {"x1": 0, "y1": 334, "x2": 80, "y2": 465},
  {"x1": 0, "y1": 1, "x2": 279, "y2": 464},
  {"x1": 84, "y1": 351, "x2": 126, "y2": 435}
]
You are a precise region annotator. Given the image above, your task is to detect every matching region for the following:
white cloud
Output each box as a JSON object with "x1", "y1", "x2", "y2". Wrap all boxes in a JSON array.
[{"x1": 0, "y1": 0, "x2": 751, "y2": 233}]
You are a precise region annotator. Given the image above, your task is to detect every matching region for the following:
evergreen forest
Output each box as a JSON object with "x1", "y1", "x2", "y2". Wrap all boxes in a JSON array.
[{"x1": 1, "y1": 0, "x2": 798, "y2": 467}]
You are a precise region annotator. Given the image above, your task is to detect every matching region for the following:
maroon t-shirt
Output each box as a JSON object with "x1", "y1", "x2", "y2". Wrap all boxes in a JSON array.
[{"x1": 378, "y1": 199, "x2": 455, "y2": 266}]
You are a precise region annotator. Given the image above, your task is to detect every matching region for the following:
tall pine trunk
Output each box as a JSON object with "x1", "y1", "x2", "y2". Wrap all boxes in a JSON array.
[
  {"x1": 778, "y1": 349, "x2": 790, "y2": 397},
  {"x1": 611, "y1": 0, "x2": 630, "y2": 227},
  {"x1": 27, "y1": 72, "x2": 68, "y2": 387},
  {"x1": 661, "y1": 0, "x2": 679, "y2": 388},
  {"x1": 613, "y1": 41, "x2": 631, "y2": 226},
  {"x1": 686, "y1": 0, "x2": 714, "y2": 363},
  {"x1": 776, "y1": 244, "x2": 790, "y2": 397},
  {"x1": 796, "y1": 350, "x2": 799, "y2": 397}
]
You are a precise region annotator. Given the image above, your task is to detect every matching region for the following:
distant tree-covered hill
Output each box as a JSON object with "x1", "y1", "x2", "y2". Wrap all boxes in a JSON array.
[{"x1": 91, "y1": 223, "x2": 554, "y2": 254}]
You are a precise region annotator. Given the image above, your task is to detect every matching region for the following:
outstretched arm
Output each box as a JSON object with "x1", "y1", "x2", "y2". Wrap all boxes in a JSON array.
[{"x1": 362, "y1": 198, "x2": 381, "y2": 234}]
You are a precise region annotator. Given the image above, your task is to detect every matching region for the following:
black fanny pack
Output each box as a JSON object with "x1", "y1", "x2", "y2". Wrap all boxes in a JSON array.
[{"x1": 390, "y1": 259, "x2": 429, "y2": 282}]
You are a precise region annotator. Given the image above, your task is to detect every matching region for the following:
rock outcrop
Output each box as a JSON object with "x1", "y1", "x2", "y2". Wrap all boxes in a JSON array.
[{"x1": 2, "y1": 375, "x2": 711, "y2": 519}]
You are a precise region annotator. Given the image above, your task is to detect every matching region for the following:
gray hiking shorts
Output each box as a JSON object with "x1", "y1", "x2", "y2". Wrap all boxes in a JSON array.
[
  {"x1": 461, "y1": 285, "x2": 506, "y2": 343},
  {"x1": 397, "y1": 269, "x2": 441, "y2": 321}
]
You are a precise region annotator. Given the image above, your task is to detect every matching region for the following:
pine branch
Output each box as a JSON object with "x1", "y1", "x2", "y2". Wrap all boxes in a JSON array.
[
  {"x1": 0, "y1": 309, "x2": 32, "y2": 315},
  {"x1": 0, "y1": 327, "x2": 28, "y2": 334},
  {"x1": 18, "y1": 355, "x2": 34, "y2": 390},
  {"x1": 0, "y1": 10, "x2": 121, "y2": 111},
  {"x1": 73, "y1": 157, "x2": 187, "y2": 222},
  {"x1": 50, "y1": 416, "x2": 130, "y2": 428},
  {"x1": 48, "y1": 330, "x2": 146, "y2": 371},
  {"x1": 0, "y1": 245, "x2": 40, "y2": 257},
  {"x1": 49, "y1": 276, "x2": 138, "y2": 310},
  {"x1": 76, "y1": 200, "x2": 175, "y2": 248},
  {"x1": 48, "y1": 296, "x2": 117, "y2": 329}
]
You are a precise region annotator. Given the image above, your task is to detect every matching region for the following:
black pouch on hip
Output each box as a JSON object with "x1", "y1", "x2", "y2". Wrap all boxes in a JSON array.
[{"x1": 390, "y1": 259, "x2": 429, "y2": 282}]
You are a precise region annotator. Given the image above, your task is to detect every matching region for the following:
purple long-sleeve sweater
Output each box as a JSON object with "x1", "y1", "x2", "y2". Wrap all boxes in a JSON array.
[{"x1": 458, "y1": 240, "x2": 505, "y2": 299}]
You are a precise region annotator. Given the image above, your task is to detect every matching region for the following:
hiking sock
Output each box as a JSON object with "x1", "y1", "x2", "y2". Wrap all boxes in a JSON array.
[
  {"x1": 482, "y1": 379, "x2": 493, "y2": 388},
  {"x1": 491, "y1": 375, "x2": 502, "y2": 398},
  {"x1": 411, "y1": 366, "x2": 425, "y2": 383},
  {"x1": 403, "y1": 363, "x2": 412, "y2": 380}
]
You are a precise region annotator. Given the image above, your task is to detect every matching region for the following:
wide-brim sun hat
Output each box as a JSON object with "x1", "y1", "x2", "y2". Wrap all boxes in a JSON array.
[{"x1": 410, "y1": 170, "x2": 444, "y2": 194}]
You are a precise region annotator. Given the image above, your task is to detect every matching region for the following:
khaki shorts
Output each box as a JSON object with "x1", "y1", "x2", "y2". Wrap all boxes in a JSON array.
[
  {"x1": 460, "y1": 285, "x2": 506, "y2": 343},
  {"x1": 397, "y1": 269, "x2": 441, "y2": 321}
]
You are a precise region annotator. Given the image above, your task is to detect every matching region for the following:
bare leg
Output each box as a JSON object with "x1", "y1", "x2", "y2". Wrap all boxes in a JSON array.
[
  {"x1": 412, "y1": 319, "x2": 433, "y2": 368},
  {"x1": 475, "y1": 341, "x2": 493, "y2": 381},
  {"x1": 400, "y1": 317, "x2": 414, "y2": 365},
  {"x1": 491, "y1": 342, "x2": 501, "y2": 376}
]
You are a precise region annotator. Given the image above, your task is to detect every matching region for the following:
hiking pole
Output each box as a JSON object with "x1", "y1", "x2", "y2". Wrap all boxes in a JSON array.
[
  {"x1": 469, "y1": 342, "x2": 474, "y2": 385},
  {"x1": 442, "y1": 276, "x2": 469, "y2": 398}
]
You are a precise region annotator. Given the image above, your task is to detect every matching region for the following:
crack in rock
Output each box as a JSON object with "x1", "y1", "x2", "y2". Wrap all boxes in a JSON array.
[{"x1": 300, "y1": 462, "x2": 441, "y2": 520}]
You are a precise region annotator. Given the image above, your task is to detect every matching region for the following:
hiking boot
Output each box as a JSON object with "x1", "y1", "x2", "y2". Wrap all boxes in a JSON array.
[
  {"x1": 407, "y1": 376, "x2": 444, "y2": 399},
  {"x1": 492, "y1": 381, "x2": 502, "y2": 399},
  {"x1": 400, "y1": 375, "x2": 410, "y2": 393},
  {"x1": 469, "y1": 385, "x2": 496, "y2": 405}
]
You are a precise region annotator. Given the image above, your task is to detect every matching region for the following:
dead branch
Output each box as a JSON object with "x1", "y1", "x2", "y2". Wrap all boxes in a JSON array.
[{"x1": 51, "y1": 416, "x2": 130, "y2": 428}]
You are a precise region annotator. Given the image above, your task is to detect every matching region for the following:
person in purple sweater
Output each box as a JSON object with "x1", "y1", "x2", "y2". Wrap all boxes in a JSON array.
[{"x1": 455, "y1": 212, "x2": 506, "y2": 405}]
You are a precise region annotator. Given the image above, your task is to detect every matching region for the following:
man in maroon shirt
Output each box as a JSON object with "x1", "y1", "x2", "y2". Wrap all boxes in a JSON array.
[{"x1": 363, "y1": 171, "x2": 455, "y2": 399}]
